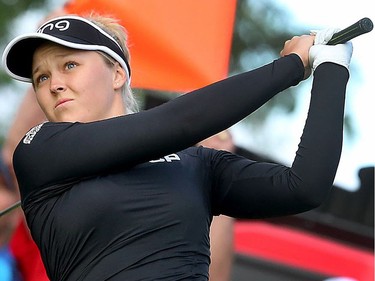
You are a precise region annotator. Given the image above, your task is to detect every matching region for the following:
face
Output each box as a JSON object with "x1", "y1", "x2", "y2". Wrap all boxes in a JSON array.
[{"x1": 32, "y1": 43, "x2": 127, "y2": 123}]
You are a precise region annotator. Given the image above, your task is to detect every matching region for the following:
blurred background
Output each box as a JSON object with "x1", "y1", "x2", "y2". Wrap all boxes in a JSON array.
[{"x1": 0, "y1": 1, "x2": 373, "y2": 280}]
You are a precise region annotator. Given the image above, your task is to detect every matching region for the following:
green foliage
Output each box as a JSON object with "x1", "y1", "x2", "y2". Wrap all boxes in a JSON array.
[
  {"x1": 0, "y1": 0, "x2": 46, "y2": 25},
  {"x1": 229, "y1": 0, "x2": 307, "y2": 124},
  {"x1": 0, "y1": 0, "x2": 49, "y2": 85},
  {"x1": 0, "y1": 0, "x2": 47, "y2": 38},
  {"x1": 231, "y1": 0, "x2": 302, "y2": 73}
]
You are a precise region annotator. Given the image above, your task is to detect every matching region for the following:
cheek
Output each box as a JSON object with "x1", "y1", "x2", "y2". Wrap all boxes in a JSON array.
[
  {"x1": 80, "y1": 67, "x2": 114, "y2": 93},
  {"x1": 35, "y1": 91, "x2": 52, "y2": 113},
  {"x1": 78, "y1": 74, "x2": 114, "y2": 107}
]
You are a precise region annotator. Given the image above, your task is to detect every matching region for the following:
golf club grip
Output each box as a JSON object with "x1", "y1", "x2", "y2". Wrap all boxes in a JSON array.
[{"x1": 327, "y1": 17, "x2": 373, "y2": 45}]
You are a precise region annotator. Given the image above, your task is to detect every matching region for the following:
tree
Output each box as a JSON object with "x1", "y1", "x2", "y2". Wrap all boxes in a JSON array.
[{"x1": 230, "y1": 0, "x2": 306, "y2": 123}]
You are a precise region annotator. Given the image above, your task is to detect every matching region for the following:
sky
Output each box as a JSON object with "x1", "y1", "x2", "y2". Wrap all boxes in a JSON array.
[
  {"x1": 0, "y1": 0, "x2": 374, "y2": 191},
  {"x1": 233, "y1": 0, "x2": 374, "y2": 191}
]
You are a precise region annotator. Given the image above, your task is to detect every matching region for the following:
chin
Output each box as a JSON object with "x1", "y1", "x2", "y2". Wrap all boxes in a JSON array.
[{"x1": 52, "y1": 114, "x2": 86, "y2": 123}]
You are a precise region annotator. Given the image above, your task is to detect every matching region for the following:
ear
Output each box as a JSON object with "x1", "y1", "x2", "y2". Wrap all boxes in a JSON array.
[{"x1": 113, "y1": 62, "x2": 127, "y2": 90}]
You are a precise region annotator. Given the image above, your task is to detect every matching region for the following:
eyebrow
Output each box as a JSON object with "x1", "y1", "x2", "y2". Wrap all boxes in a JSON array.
[
  {"x1": 32, "y1": 52, "x2": 74, "y2": 77},
  {"x1": 32, "y1": 65, "x2": 41, "y2": 77}
]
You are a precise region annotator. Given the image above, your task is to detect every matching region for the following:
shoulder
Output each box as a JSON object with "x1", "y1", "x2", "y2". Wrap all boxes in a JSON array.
[
  {"x1": 14, "y1": 122, "x2": 75, "y2": 164},
  {"x1": 19, "y1": 121, "x2": 77, "y2": 146},
  {"x1": 13, "y1": 122, "x2": 76, "y2": 196},
  {"x1": 22, "y1": 122, "x2": 47, "y2": 144}
]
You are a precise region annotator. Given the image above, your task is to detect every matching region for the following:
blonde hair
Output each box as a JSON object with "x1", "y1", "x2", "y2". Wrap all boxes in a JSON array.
[{"x1": 86, "y1": 14, "x2": 139, "y2": 114}]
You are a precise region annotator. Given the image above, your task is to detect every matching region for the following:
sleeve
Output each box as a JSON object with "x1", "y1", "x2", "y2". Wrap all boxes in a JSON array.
[
  {"x1": 13, "y1": 54, "x2": 304, "y2": 198},
  {"x1": 212, "y1": 63, "x2": 349, "y2": 218}
]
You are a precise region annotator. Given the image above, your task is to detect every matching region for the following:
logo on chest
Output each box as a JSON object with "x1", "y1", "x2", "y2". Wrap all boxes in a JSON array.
[{"x1": 149, "y1": 154, "x2": 181, "y2": 163}]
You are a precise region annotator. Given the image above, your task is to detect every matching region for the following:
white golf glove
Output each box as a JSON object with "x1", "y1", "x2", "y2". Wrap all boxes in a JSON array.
[{"x1": 309, "y1": 28, "x2": 353, "y2": 71}]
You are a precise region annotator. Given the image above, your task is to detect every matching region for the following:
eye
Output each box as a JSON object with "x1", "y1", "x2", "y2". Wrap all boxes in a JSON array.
[
  {"x1": 34, "y1": 74, "x2": 49, "y2": 86},
  {"x1": 65, "y1": 61, "x2": 77, "y2": 70}
]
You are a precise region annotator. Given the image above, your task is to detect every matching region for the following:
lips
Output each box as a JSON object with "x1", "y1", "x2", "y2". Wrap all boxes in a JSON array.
[{"x1": 55, "y1": 98, "x2": 73, "y2": 108}]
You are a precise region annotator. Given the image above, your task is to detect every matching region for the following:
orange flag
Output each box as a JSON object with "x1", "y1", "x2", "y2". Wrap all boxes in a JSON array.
[{"x1": 64, "y1": 0, "x2": 236, "y2": 92}]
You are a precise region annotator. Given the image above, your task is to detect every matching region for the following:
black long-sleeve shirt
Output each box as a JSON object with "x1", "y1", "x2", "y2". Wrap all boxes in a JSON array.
[{"x1": 13, "y1": 55, "x2": 349, "y2": 280}]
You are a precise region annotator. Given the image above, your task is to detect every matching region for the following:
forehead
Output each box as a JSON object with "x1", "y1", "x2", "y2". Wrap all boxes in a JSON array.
[
  {"x1": 31, "y1": 43, "x2": 103, "y2": 75},
  {"x1": 34, "y1": 42, "x2": 86, "y2": 57},
  {"x1": 32, "y1": 42, "x2": 103, "y2": 68}
]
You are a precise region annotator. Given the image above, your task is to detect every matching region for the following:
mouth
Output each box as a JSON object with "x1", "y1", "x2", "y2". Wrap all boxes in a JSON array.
[{"x1": 55, "y1": 98, "x2": 73, "y2": 109}]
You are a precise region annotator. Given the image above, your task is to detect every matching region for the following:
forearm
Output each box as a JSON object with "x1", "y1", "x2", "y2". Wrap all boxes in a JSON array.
[
  {"x1": 146, "y1": 54, "x2": 304, "y2": 151},
  {"x1": 290, "y1": 62, "x2": 349, "y2": 205}
]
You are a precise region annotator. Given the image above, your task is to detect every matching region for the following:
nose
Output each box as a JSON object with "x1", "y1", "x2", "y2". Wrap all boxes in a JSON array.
[{"x1": 50, "y1": 76, "x2": 66, "y2": 94}]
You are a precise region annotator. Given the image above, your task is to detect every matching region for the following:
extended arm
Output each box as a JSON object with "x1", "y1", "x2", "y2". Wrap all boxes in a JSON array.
[{"x1": 14, "y1": 55, "x2": 304, "y2": 197}]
